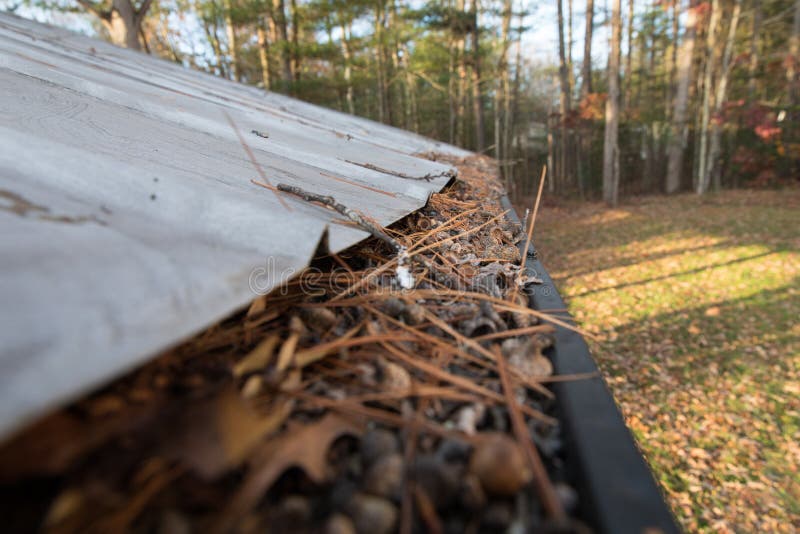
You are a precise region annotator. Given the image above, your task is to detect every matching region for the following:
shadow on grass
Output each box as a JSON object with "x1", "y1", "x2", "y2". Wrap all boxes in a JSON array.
[
  {"x1": 568, "y1": 251, "x2": 776, "y2": 298},
  {"x1": 606, "y1": 278, "x2": 798, "y2": 382},
  {"x1": 536, "y1": 193, "x2": 799, "y2": 280},
  {"x1": 593, "y1": 279, "x2": 799, "y2": 528},
  {"x1": 549, "y1": 241, "x2": 734, "y2": 282}
]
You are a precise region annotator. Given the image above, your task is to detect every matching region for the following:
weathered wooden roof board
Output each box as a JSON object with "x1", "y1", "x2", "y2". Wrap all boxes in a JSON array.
[{"x1": 0, "y1": 13, "x2": 469, "y2": 439}]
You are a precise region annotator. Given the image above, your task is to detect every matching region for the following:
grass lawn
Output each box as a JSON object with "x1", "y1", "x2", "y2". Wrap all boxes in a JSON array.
[{"x1": 533, "y1": 189, "x2": 799, "y2": 533}]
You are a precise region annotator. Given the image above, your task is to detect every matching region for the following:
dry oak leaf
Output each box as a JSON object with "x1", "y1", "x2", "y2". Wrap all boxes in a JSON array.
[
  {"x1": 212, "y1": 412, "x2": 362, "y2": 532},
  {"x1": 161, "y1": 388, "x2": 292, "y2": 479}
]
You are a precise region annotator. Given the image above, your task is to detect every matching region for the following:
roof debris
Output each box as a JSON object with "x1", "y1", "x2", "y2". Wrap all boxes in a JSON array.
[{"x1": 0, "y1": 155, "x2": 592, "y2": 533}]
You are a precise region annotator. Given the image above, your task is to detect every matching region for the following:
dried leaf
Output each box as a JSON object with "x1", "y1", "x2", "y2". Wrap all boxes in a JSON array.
[
  {"x1": 212, "y1": 413, "x2": 362, "y2": 532},
  {"x1": 233, "y1": 334, "x2": 280, "y2": 377},
  {"x1": 0, "y1": 407, "x2": 154, "y2": 480},
  {"x1": 161, "y1": 389, "x2": 291, "y2": 479},
  {"x1": 246, "y1": 296, "x2": 267, "y2": 318},
  {"x1": 276, "y1": 317, "x2": 305, "y2": 371}
]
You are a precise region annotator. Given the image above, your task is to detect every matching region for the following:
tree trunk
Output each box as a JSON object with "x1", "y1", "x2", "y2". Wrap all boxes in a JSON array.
[
  {"x1": 707, "y1": 0, "x2": 741, "y2": 191},
  {"x1": 789, "y1": 0, "x2": 800, "y2": 109},
  {"x1": 324, "y1": 16, "x2": 341, "y2": 110},
  {"x1": 696, "y1": 0, "x2": 722, "y2": 194},
  {"x1": 374, "y1": 1, "x2": 387, "y2": 123},
  {"x1": 222, "y1": 0, "x2": 239, "y2": 81},
  {"x1": 456, "y1": 0, "x2": 468, "y2": 146},
  {"x1": 508, "y1": 26, "x2": 522, "y2": 195},
  {"x1": 603, "y1": 0, "x2": 622, "y2": 206},
  {"x1": 747, "y1": 0, "x2": 761, "y2": 101},
  {"x1": 495, "y1": 0, "x2": 512, "y2": 170},
  {"x1": 97, "y1": 0, "x2": 153, "y2": 50},
  {"x1": 289, "y1": 0, "x2": 300, "y2": 81},
  {"x1": 568, "y1": 0, "x2": 573, "y2": 82},
  {"x1": 665, "y1": 1, "x2": 699, "y2": 194},
  {"x1": 202, "y1": 18, "x2": 227, "y2": 78},
  {"x1": 400, "y1": 42, "x2": 419, "y2": 131},
  {"x1": 786, "y1": 0, "x2": 800, "y2": 178},
  {"x1": 666, "y1": 0, "x2": 679, "y2": 119},
  {"x1": 388, "y1": 0, "x2": 405, "y2": 128},
  {"x1": 578, "y1": 0, "x2": 594, "y2": 195},
  {"x1": 556, "y1": 0, "x2": 571, "y2": 191},
  {"x1": 340, "y1": 22, "x2": 355, "y2": 115},
  {"x1": 448, "y1": 7, "x2": 457, "y2": 144},
  {"x1": 547, "y1": 110, "x2": 555, "y2": 195},
  {"x1": 471, "y1": 0, "x2": 485, "y2": 152},
  {"x1": 272, "y1": 0, "x2": 292, "y2": 86},
  {"x1": 624, "y1": 0, "x2": 634, "y2": 107},
  {"x1": 582, "y1": 0, "x2": 594, "y2": 97},
  {"x1": 257, "y1": 20, "x2": 272, "y2": 90}
]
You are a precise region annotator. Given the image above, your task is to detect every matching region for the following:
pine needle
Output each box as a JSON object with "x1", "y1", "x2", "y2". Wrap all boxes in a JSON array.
[{"x1": 520, "y1": 165, "x2": 547, "y2": 265}]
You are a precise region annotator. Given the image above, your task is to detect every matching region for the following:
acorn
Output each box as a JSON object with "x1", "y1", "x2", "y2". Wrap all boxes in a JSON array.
[
  {"x1": 376, "y1": 359, "x2": 411, "y2": 391},
  {"x1": 469, "y1": 433, "x2": 533, "y2": 496},
  {"x1": 401, "y1": 303, "x2": 426, "y2": 325},
  {"x1": 362, "y1": 453, "x2": 404, "y2": 501},
  {"x1": 300, "y1": 306, "x2": 338, "y2": 333},
  {"x1": 460, "y1": 473, "x2": 487, "y2": 510},
  {"x1": 270, "y1": 495, "x2": 311, "y2": 531},
  {"x1": 346, "y1": 493, "x2": 397, "y2": 534},
  {"x1": 501, "y1": 337, "x2": 554, "y2": 379},
  {"x1": 481, "y1": 500, "x2": 513, "y2": 530},
  {"x1": 411, "y1": 454, "x2": 461, "y2": 509},
  {"x1": 360, "y1": 428, "x2": 399, "y2": 468},
  {"x1": 381, "y1": 297, "x2": 406, "y2": 318},
  {"x1": 324, "y1": 514, "x2": 356, "y2": 534}
]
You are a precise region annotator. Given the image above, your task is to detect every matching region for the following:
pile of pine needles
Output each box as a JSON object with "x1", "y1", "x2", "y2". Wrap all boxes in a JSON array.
[{"x1": 0, "y1": 155, "x2": 592, "y2": 534}]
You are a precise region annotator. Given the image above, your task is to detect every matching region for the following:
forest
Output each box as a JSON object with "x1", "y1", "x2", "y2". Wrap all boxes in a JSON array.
[{"x1": 8, "y1": 0, "x2": 799, "y2": 205}]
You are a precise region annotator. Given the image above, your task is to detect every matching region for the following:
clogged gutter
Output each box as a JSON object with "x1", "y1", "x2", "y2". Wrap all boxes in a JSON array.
[{"x1": 0, "y1": 155, "x2": 592, "y2": 533}]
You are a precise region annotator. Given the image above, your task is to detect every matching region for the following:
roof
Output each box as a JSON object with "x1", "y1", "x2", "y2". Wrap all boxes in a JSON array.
[{"x1": 0, "y1": 13, "x2": 469, "y2": 439}]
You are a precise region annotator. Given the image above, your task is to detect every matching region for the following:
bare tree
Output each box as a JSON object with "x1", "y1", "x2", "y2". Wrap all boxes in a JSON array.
[
  {"x1": 603, "y1": 0, "x2": 622, "y2": 206},
  {"x1": 666, "y1": 0, "x2": 699, "y2": 194}
]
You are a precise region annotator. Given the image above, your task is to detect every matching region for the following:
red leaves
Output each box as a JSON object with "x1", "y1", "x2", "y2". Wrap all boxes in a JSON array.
[
  {"x1": 754, "y1": 123, "x2": 782, "y2": 142},
  {"x1": 578, "y1": 93, "x2": 608, "y2": 121},
  {"x1": 692, "y1": 2, "x2": 712, "y2": 19}
]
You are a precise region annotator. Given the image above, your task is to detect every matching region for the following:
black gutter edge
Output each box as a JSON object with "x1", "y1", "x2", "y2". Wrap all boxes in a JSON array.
[{"x1": 501, "y1": 195, "x2": 681, "y2": 534}]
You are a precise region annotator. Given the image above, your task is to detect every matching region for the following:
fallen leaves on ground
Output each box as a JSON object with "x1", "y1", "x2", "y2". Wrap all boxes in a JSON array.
[{"x1": 532, "y1": 188, "x2": 800, "y2": 533}]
